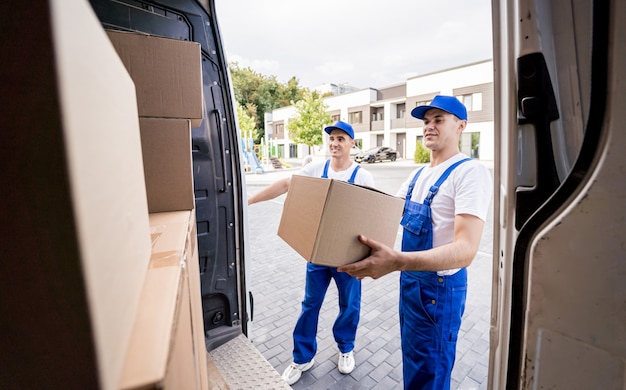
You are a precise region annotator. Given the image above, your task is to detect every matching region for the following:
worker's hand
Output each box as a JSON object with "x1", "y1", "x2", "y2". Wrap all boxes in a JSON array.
[{"x1": 338, "y1": 235, "x2": 400, "y2": 280}]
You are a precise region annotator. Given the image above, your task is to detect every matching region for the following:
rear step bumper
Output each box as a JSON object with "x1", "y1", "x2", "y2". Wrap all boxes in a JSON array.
[{"x1": 208, "y1": 335, "x2": 291, "y2": 389}]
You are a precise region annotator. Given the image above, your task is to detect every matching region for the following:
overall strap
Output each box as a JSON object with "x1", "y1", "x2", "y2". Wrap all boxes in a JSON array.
[
  {"x1": 405, "y1": 167, "x2": 425, "y2": 201},
  {"x1": 423, "y1": 158, "x2": 471, "y2": 206},
  {"x1": 322, "y1": 160, "x2": 360, "y2": 183},
  {"x1": 321, "y1": 159, "x2": 331, "y2": 178},
  {"x1": 347, "y1": 165, "x2": 361, "y2": 183}
]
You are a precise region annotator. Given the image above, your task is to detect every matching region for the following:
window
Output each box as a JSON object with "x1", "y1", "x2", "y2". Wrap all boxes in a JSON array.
[
  {"x1": 473, "y1": 93, "x2": 483, "y2": 110},
  {"x1": 463, "y1": 94, "x2": 473, "y2": 110},
  {"x1": 348, "y1": 111, "x2": 362, "y2": 124},
  {"x1": 331, "y1": 114, "x2": 340, "y2": 122},
  {"x1": 415, "y1": 99, "x2": 430, "y2": 108},
  {"x1": 397, "y1": 103, "x2": 406, "y2": 119},
  {"x1": 457, "y1": 93, "x2": 482, "y2": 111},
  {"x1": 371, "y1": 108, "x2": 383, "y2": 121},
  {"x1": 275, "y1": 123, "x2": 284, "y2": 139}
]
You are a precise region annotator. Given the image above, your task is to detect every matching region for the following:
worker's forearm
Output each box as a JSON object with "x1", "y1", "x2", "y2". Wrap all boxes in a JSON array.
[{"x1": 248, "y1": 178, "x2": 290, "y2": 205}]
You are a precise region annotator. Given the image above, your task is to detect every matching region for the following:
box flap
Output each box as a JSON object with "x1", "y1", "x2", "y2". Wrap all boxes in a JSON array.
[
  {"x1": 51, "y1": 3, "x2": 153, "y2": 388},
  {"x1": 120, "y1": 211, "x2": 191, "y2": 389},
  {"x1": 278, "y1": 175, "x2": 330, "y2": 260}
]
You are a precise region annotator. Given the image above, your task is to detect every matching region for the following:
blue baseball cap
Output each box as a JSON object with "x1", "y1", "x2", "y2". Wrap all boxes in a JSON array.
[
  {"x1": 411, "y1": 95, "x2": 468, "y2": 121},
  {"x1": 324, "y1": 120, "x2": 355, "y2": 139}
]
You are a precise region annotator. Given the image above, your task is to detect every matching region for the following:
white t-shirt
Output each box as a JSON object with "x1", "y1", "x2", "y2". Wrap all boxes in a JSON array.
[
  {"x1": 395, "y1": 153, "x2": 492, "y2": 275},
  {"x1": 299, "y1": 160, "x2": 375, "y2": 187}
]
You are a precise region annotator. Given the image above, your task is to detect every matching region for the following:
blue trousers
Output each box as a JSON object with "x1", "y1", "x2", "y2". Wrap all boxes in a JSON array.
[
  {"x1": 399, "y1": 269, "x2": 467, "y2": 390},
  {"x1": 292, "y1": 263, "x2": 361, "y2": 364}
]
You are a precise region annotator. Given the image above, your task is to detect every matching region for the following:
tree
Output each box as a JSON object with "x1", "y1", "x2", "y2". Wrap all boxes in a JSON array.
[
  {"x1": 278, "y1": 76, "x2": 305, "y2": 107},
  {"x1": 287, "y1": 91, "x2": 332, "y2": 149},
  {"x1": 414, "y1": 138, "x2": 430, "y2": 163},
  {"x1": 229, "y1": 62, "x2": 279, "y2": 140},
  {"x1": 229, "y1": 62, "x2": 307, "y2": 142},
  {"x1": 235, "y1": 101, "x2": 258, "y2": 141}
]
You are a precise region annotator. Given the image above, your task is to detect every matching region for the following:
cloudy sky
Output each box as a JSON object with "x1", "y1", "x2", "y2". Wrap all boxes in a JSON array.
[{"x1": 214, "y1": 0, "x2": 493, "y2": 90}]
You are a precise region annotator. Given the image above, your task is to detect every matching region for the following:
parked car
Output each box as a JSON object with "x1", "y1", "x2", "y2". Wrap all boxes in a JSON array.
[
  {"x1": 355, "y1": 146, "x2": 398, "y2": 163},
  {"x1": 349, "y1": 146, "x2": 362, "y2": 160}
]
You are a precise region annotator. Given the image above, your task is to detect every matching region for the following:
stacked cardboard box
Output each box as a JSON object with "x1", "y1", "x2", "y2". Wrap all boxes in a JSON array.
[
  {"x1": 1, "y1": 2, "x2": 155, "y2": 389},
  {"x1": 106, "y1": 31, "x2": 209, "y2": 389},
  {"x1": 120, "y1": 211, "x2": 204, "y2": 389},
  {"x1": 107, "y1": 30, "x2": 200, "y2": 214},
  {"x1": 5, "y1": 2, "x2": 211, "y2": 389},
  {"x1": 105, "y1": 30, "x2": 204, "y2": 128}
]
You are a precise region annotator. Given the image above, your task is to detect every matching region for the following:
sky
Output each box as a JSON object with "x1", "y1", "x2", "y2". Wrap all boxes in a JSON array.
[{"x1": 214, "y1": 0, "x2": 493, "y2": 90}]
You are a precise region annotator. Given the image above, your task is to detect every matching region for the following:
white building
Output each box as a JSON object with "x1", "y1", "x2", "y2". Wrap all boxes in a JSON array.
[{"x1": 263, "y1": 59, "x2": 494, "y2": 162}]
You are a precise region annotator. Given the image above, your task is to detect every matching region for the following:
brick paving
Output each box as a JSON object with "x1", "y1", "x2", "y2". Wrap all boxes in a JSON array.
[{"x1": 245, "y1": 160, "x2": 493, "y2": 389}]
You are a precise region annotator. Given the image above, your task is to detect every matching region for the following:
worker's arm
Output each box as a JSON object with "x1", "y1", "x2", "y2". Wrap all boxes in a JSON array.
[
  {"x1": 338, "y1": 214, "x2": 484, "y2": 279},
  {"x1": 248, "y1": 177, "x2": 291, "y2": 205}
]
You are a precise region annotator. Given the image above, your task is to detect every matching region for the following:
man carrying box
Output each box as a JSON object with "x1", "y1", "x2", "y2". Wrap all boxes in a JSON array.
[
  {"x1": 339, "y1": 96, "x2": 493, "y2": 390},
  {"x1": 248, "y1": 120, "x2": 374, "y2": 385}
]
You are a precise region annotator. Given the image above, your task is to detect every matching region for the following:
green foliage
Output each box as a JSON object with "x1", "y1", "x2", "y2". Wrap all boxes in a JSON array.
[
  {"x1": 278, "y1": 77, "x2": 305, "y2": 106},
  {"x1": 414, "y1": 139, "x2": 431, "y2": 163},
  {"x1": 286, "y1": 91, "x2": 332, "y2": 147},
  {"x1": 229, "y1": 62, "x2": 306, "y2": 142},
  {"x1": 235, "y1": 101, "x2": 258, "y2": 140}
]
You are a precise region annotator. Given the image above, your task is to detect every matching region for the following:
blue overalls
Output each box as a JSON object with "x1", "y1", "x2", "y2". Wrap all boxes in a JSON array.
[
  {"x1": 292, "y1": 160, "x2": 362, "y2": 364},
  {"x1": 399, "y1": 159, "x2": 470, "y2": 390}
]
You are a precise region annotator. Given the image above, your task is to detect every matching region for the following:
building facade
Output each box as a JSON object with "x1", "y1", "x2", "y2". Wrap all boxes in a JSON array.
[{"x1": 263, "y1": 59, "x2": 494, "y2": 162}]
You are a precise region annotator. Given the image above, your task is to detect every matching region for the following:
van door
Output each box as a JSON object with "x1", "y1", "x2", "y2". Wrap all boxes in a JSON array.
[
  {"x1": 89, "y1": 0, "x2": 250, "y2": 351},
  {"x1": 490, "y1": 0, "x2": 626, "y2": 388}
]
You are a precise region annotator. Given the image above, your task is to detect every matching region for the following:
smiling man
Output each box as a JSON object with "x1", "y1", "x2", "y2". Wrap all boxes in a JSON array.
[
  {"x1": 248, "y1": 120, "x2": 374, "y2": 385},
  {"x1": 338, "y1": 96, "x2": 492, "y2": 389}
]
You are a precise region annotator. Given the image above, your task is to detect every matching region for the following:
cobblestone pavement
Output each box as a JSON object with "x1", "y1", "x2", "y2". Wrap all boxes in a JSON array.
[{"x1": 244, "y1": 160, "x2": 493, "y2": 389}]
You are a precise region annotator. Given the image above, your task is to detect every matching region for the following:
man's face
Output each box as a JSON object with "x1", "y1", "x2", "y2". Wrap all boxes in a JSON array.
[
  {"x1": 421, "y1": 108, "x2": 465, "y2": 152},
  {"x1": 328, "y1": 129, "x2": 354, "y2": 158}
]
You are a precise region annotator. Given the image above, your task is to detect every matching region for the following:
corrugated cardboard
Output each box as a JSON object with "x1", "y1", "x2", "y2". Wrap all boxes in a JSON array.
[
  {"x1": 278, "y1": 175, "x2": 404, "y2": 267},
  {"x1": 183, "y1": 210, "x2": 210, "y2": 390},
  {"x1": 120, "y1": 210, "x2": 204, "y2": 390},
  {"x1": 1, "y1": 1, "x2": 154, "y2": 388},
  {"x1": 106, "y1": 30, "x2": 204, "y2": 127},
  {"x1": 139, "y1": 118, "x2": 195, "y2": 213}
]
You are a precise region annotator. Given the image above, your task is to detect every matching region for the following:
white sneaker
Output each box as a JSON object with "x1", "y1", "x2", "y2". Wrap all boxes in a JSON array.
[
  {"x1": 281, "y1": 359, "x2": 314, "y2": 385},
  {"x1": 337, "y1": 351, "x2": 355, "y2": 374}
]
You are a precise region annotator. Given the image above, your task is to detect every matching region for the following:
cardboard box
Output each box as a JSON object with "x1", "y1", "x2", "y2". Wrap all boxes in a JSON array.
[
  {"x1": 0, "y1": 1, "x2": 154, "y2": 388},
  {"x1": 106, "y1": 30, "x2": 204, "y2": 127},
  {"x1": 139, "y1": 118, "x2": 195, "y2": 213},
  {"x1": 278, "y1": 175, "x2": 404, "y2": 267},
  {"x1": 121, "y1": 210, "x2": 206, "y2": 390}
]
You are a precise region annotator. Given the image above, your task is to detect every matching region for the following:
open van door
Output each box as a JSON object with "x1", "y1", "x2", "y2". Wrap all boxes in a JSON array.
[{"x1": 490, "y1": 0, "x2": 626, "y2": 388}]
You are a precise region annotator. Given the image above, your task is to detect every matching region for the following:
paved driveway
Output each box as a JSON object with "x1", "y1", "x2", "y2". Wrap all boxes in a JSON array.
[{"x1": 245, "y1": 159, "x2": 492, "y2": 389}]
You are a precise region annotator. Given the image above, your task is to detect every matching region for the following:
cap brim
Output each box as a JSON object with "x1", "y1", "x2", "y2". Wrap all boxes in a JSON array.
[{"x1": 410, "y1": 105, "x2": 431, "y2": 120}]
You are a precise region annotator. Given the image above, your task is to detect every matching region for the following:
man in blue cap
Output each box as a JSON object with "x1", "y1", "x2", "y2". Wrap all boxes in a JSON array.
[
  {"x1": 248, "y1": 120, "x2": 374, "y2": 385},
  {"x1": 339, "y1": 96, "x2": 493, "y2": 389}
]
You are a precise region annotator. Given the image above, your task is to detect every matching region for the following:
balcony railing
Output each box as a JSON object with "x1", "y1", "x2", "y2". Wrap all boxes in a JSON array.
[
  {"x1": 370, "y1": 120, "x2": 384, "y2": 131},
  {"x1": 391, "y1": 118, "x2": 406, "y2": 129}
]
